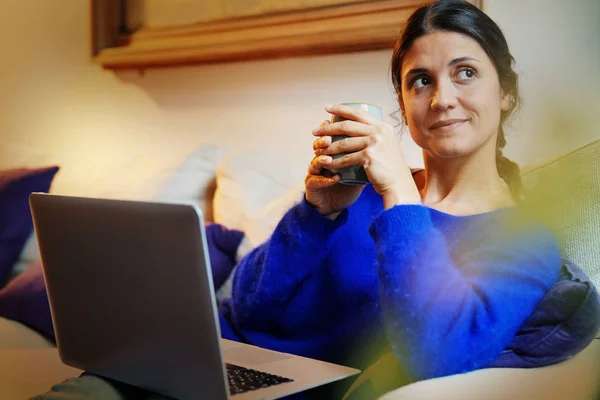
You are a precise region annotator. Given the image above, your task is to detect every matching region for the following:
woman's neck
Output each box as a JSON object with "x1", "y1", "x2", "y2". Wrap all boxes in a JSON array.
[{"x1": 419, "y1": 150, "x2": 515, "y2": 216}]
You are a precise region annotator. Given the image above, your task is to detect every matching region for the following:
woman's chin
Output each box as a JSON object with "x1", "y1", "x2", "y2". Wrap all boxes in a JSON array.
[
  {"x1": 416, "y1": 134, "x2": 484, "y2": 160},
  {"x1": 426, "y1": 142, "x2": 471, "y2": 159}
]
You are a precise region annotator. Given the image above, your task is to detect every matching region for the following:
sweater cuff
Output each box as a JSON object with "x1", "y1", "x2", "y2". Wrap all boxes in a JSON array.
[
  {"x1": 369, "y1": 204, "x2": 433, "y2": 242},
  {"x1": 293, "y1": 195, "x2": 349, "y2": 238}
]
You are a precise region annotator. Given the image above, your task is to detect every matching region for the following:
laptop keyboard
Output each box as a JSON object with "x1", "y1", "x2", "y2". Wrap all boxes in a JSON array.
[{"x1": 226, "y1": 363, "x2": 294, "y2": 395}]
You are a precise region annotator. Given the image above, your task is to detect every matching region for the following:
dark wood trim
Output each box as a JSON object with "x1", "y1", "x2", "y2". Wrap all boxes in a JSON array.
[
  {"x1": 90, "y1": 0, "x2": 125, "y2": 57},
  {"x1": 92, "y1": 0, "x2": 483, "y2": 70}
]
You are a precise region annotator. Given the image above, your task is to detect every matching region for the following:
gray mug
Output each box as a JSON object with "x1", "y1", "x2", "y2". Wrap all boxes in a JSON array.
[{"x1": 326, "y1": 103, "x2": 383, "y2": 185}]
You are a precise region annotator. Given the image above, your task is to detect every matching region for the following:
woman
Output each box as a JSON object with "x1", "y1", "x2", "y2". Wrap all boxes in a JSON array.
[
  {"x1": 35, "y1": 1, "x2": 562, "y2": 399},
  {"x1": 221, "y1": 0, "x2": 559, "y2": 383}
]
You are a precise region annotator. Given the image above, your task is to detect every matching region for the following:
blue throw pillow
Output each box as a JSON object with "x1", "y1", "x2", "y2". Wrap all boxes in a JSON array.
[
  {"x1": 0, "y1": 166, "x2": 59, "y2": 285},
  {"x1": 205, "y1": 223, "x2": 245, "y2": 290},
  {"x1": 491, "y1": 259, "x2": 600, "y2": 368}
]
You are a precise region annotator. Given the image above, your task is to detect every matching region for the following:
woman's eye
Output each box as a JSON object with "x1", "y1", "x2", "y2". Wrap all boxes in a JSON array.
[
  {"x1": 457, "y1": 68, "x2": 475, "y2": 81},
  {"x1": 412, "y1": 76, "x2": 430, "y2": 89}
]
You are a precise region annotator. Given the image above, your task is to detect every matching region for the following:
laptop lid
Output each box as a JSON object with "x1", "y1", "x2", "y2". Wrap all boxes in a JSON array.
[{"x1": 30, "y1": 193, "x2": 229, "y2": 399}]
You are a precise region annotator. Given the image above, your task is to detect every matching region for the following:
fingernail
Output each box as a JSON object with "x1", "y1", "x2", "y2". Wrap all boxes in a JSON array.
[
  {"x1": 325, "y1": 104, "x2": 333, "y2": 110},
  {"x1": 312, "y1": 127, "x2": 319, "y2": 135}
]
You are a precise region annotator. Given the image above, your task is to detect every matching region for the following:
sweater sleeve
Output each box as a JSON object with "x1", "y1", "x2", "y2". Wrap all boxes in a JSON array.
[
  {"x1": 369, "y1": 205, "x2": 560, "y2": 380},
  {"x1": 230, "y1": 196, "x2": 349, "y2": 330}
]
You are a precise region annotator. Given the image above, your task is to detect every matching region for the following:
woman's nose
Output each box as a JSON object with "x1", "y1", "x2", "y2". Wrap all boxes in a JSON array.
[{"x1": 431, "y1": 80, "x2": 457, "y2": 111}]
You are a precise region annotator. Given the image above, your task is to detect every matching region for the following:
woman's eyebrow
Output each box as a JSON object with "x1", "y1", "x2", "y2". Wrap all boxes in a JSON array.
[
  {"x1": 405, "y1": 67, "x2": 428, "y2": 77},
  {"x1": 448, "y1": 56, "x2": 480, "y2": 66},
  {"x1": 403, "y1": 56, "x2": 481, "y2": 81}
]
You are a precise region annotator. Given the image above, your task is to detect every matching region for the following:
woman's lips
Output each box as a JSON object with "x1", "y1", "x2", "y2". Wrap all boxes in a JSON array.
[{"x1": 429, "y1": 119, "x2": 468, "y2": 132}]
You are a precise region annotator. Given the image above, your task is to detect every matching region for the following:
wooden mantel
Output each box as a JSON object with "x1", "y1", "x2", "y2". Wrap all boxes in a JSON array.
[{"x1": 92, "y1": 0, "x2": 483, "y2": 70}]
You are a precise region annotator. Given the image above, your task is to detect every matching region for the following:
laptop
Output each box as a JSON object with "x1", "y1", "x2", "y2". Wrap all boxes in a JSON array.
[{"x1": 29, "y1": 193, "x2": 360, "y2": 400}]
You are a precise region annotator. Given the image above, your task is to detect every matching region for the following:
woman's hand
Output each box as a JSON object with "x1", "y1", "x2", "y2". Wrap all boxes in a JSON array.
[
  {"x1": 305, "y1": 120, "x2": 365, "y2": 218},
  {"x1": 312, "y1": 104, "x2": 421, "y2": 209}
]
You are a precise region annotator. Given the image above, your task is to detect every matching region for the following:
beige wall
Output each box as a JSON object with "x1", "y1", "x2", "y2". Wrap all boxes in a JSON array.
[
  {"x1": 486, "y1": 0, "x2": 600, "y2": 167},
  {"x1": 0, "y1": 0, "x2": 598, "y2": 199}
]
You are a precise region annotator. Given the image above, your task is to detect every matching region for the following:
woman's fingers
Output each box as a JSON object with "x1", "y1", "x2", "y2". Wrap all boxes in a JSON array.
[
  {"x1": 313, "y1": 119, "x2": 377, "y2": 138},
  {"x1": 312, "y1": 135, "x2": 332, "y2": 151},
  {"x1": 313, "y1": 120, "x2": 333, "y2": 151},
  {"x1": 326, "y1": 150, "x2": 368, "y2": 170},
  {"x1": 325, "y1": 104, "x2": 380, "y2": 125},
  {"x1": 315, "y1": 136, "x2": 370, "y2": 157},
  {"x1": 305, "y1": 173, "x2": 340, "y2": 191},
  {"x1": 306, "y1": 155, "x2": 340, "y2": 190},
  {"x1": 308, "y1": 155, "x2": 333, "y2": 175}
]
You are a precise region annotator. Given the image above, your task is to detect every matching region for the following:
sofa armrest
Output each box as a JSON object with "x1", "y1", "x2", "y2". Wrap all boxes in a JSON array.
[
  {"x1": 0, "y1": 317, "x2": 54, "y2": 349},
  {"x1": 378, "y1": 339, "x2": 600, "y2": 400}
]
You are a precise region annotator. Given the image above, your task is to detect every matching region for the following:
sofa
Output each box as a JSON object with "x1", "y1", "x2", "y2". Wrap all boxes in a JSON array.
[{"x1": 0, "y1": 139, "x2": 598, "y2": 399}]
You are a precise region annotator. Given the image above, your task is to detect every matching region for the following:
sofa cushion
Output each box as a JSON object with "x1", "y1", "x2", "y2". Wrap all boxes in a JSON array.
[
  {"x1": 0, "y1": 166, "x2": 59, "y2": 286},
  {"x1": 8, "y1": 146, "x2": 226, "y2": 286},
  {"x1": 490, "y1": 259, "x2": 600, "y2": 368},
  {"x1": 0, "y1": 316, "x2": 54, "y2": 349},
  {"x1": 152, "y1": 144, "x2": 226, "y2": 222},
  {"x1": 213, "y1": 148, "x2": 306, "y2": 247},
  {"x1": 8, "y1": 234, "x2": 40, "y2": 280},
  {"x1": 374, "y1": 340, "x2": 600, "y2": 400},
  {"x1": 522, "y1": 139, "x2": 600, "y2": 338}
]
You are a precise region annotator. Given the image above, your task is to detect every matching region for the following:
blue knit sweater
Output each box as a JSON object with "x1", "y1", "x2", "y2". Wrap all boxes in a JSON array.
[{"x1": 219, "y1": 185, "x2": 560, "y2": 381}]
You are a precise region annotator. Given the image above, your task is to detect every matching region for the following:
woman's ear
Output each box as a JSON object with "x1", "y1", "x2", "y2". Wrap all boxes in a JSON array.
[{"x1": 500, "y1": 90, "x2": 512, "y2": 112}]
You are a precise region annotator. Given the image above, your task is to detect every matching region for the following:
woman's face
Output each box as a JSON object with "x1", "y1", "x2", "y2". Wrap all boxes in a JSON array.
[{"x1": 400, "y1": 31, "x2": 511, "y2": 159}]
